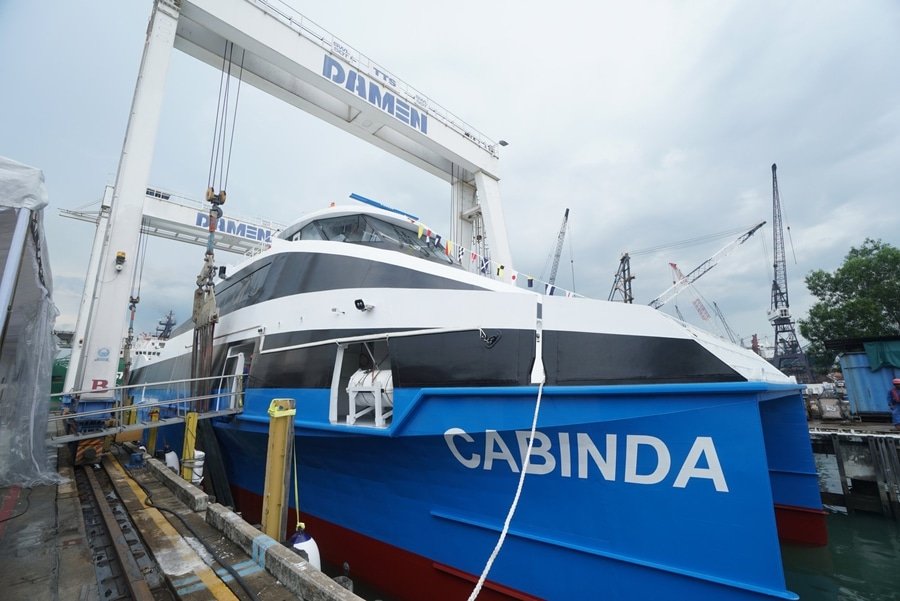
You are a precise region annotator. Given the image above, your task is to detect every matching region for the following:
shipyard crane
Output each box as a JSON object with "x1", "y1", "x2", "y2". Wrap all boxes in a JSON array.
[
  {"x1": 545, "y1": 208, "x2": 569, "y2": 295},
  {"x1": 667, "y1": 262, "x2": 740, "y2": 343},
  {"x1": 61, "y1": 186, "x2": 285, "y2": 394},
  {"x1": 608, "y1": 253, "x2": 635, "y2": 303},
  {"x1": 613, "y1": 223, "x2": 762, "y2": 305},
  {"x1": 648, "y1": 221, "x2": 765, "y2": 309},
  {"x1": 73, "y1": 0, "x2": 509, "y2": 406},
  {"x1": 768, "y1": 164, "x2": 812, "y2": 381},
  {"x1": 712, "y1": 301, "x2": 739, "y2": 344},
  {"x1": 668, "y1": 262, "x2": 712, "y2": 320}
]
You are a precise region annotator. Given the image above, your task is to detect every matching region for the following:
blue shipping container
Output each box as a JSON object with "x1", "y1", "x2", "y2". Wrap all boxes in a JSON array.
[{"x1": 839, "y1": 351, "x2": 900, "y2": 415}]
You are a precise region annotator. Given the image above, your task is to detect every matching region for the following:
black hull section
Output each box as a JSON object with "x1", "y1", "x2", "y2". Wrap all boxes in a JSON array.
[
  {"x1": 132, "y1": 328, "x2": 743, "y2": 388},
  {"x1": 543, "y1": 330, "x2": 743, "y2": 385}
]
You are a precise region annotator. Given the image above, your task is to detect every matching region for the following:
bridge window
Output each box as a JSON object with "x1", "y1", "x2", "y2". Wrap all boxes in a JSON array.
[{"x1": 295, "y1": 215, "x2": 456, "y2": 267}]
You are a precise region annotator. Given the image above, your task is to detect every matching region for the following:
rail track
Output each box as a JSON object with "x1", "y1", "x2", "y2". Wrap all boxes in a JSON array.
[{"x1": 75, "y1": 463, "x2": 171, "y2": 601}]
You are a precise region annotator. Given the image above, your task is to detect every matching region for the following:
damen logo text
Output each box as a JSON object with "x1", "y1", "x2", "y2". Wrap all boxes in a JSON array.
[{"x1": 322, "y1": 55, "x2": 428, "y2": 135}]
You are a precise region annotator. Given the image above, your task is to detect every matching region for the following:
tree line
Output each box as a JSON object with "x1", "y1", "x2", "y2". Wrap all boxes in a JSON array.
[{"x1": 799, "y1": 239, "x2": 900, "y2": 372}]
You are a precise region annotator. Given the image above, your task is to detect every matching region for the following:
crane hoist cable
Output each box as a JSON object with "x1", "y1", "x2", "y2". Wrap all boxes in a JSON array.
[
  {"x1": 206, "y1": 40, "x2": 246, "y2": 202},
  {"x1": 181, "y1": 40, "x2": 247, "y2": 511},
  {"x1": 194, "y1": 40, "x2": 246, "y2": 401},
  {"x1": 628, "y1": 223, "x2": 753, "y2": 257},
  {"x1": 122, "y1": 228, "x2": 150, "y2": 386}
]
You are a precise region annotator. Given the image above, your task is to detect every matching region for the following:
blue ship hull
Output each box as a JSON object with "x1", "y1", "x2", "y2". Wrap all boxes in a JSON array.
[
  {"x1": 121, "y1": 195, "x2": 825, "y2": 599},
  {"x1": 204, "y1": 381, "x2": 821, "y2": 601}
]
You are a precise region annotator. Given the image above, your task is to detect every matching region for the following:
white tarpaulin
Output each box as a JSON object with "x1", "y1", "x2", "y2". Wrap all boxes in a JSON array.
[{"x1": 0, "y1": 156, "x2": 60, "y2": 486}]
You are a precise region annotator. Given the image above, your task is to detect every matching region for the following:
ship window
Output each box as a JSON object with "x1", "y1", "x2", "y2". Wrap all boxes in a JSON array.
[
  {"x1": 318, "y1": 215, "x2": 367, "y2": 242},
  {"x1": 293, "y1": 223, "x2": 325, "y2": 241},
  {"x1": 216, "y1": 262, "x2": 273, "y2": 314},
  {"x1": 296, "y1": 215, "x2": 456, "y2": 267}
]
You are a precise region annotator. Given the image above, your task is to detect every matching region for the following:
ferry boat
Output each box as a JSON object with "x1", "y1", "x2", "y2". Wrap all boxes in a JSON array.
[{"x1": 130, "y1": 201, "x2": 824, "y2": 601}]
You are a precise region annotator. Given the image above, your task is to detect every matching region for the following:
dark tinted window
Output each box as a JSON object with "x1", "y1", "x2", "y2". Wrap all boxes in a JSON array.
[{"x1": 295, "y1": 215, "x2": 456, "y2": 267}]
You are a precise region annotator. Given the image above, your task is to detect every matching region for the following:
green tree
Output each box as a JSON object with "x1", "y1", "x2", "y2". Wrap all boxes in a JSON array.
[{"x1": 799, "y1": 239, "x2": 900, "y2": 370}]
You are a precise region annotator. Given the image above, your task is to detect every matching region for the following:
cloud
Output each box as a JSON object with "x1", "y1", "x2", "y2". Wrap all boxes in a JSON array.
[{"x1": 2, "y1": 0, "x2": 899, "y2": 356}]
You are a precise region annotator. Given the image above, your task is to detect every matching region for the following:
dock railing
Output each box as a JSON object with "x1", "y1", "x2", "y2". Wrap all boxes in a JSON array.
[{"x1": 48, "y1": 374, "x2": 244, "y2": 444}]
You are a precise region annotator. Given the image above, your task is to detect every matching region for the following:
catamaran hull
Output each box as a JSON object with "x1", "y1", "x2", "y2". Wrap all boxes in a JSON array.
[{"x1": 126, "y1": 208, "x2": 824, "y2": 599}]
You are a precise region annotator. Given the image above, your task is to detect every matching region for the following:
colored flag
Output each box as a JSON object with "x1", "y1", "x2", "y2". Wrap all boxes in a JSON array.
[
  {"x1": 457, "y1": 245, "x2": 465, "y2": 263},
  {"x1": 480, "y1": 256, "x2": 489, "y2": 274},
  {"x1": 446, "y1": 240, "x2": 452, "y2": 256},
  {"x1": 527, "y1": 277, "x2": 534, "y2": 288},
  {"x1": 417, "y1": 225, "x2": 424, "y2": 239},
  {"x1": 496, "y1": 264, "x2": 504, "y2": 278},
  {"x1": 434, "y1": 234, "x2": 442, "y2": 249},
  {"x1": 511, "y1": 271, "x2": 518, "y2": 282},
  {"x1": 545, "y1": 284, "x2": 556, "y2": 295}
]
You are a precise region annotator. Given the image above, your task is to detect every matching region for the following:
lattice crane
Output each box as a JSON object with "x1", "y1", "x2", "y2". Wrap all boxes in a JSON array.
[
  {"x1": 668, "y1": 263, "x2": 740, "y2": 343},
  {"x1": 648, "y1": 221, "x2": 765, "y2": 309},
  {"x1": 546, "y1": 208, "x2": 569, "y2": 295},
  {"x1": 608, "y1": 253, "x2": 634, "y2": 303},
  {"x1": 768, "y1": 164, "x2": 812, "y2": 381}
]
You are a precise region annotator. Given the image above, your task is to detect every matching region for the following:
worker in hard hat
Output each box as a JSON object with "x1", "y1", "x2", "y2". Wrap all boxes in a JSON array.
[{"x1": 889, "y1": 378, "x2": 900, "y2": 429}]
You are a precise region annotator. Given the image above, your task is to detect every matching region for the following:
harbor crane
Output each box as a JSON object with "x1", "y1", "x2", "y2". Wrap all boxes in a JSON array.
[
  {"x1": 712, "y1": 302, "x2": 739, "y2": 344},
  {"x1": 668, "y1": 263, "x2": 711, "y2": 320},
  {"x1": 608, "y1": 253, "x2": 635, "y2": 303},
  {"x1": 767, "y1": 164, "x2": 812, "y2": 381},
  {"x1": 648, "y1": 221, "x2": 765, "y2": 310},
  {"x1": 667, "y1": 263, "x2": 739, "y2": 343},
  {"x1": 546, "y1": 208, "x2": 569, "y2": 294}
]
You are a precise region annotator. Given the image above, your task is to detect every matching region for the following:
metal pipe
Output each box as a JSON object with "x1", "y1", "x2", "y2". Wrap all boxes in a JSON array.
[{"x1": 0, "y1": 207, "x2": 33, "y2": 353}]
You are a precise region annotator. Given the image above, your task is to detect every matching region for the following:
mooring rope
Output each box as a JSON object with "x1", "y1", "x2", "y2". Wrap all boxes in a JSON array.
[{"x1": 467, "y1": 380, "x2": 545, "y2": 601}]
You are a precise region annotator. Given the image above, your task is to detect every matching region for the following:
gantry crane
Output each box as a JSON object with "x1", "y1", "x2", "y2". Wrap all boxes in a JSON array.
[
  {"x1": 768, "y1": 164, "x2": 812, "y2": 381},
  {"x1": 73, "y1": 0, "x2": 509, "y2": 402},
  {"x1": 546, "y1": 208, "x2": 569, "y2": 295}
]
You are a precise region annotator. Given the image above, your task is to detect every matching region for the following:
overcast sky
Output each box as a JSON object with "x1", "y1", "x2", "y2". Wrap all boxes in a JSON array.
[{"x1": 2, "y1": 0, "x2": 898, "y2": 352}]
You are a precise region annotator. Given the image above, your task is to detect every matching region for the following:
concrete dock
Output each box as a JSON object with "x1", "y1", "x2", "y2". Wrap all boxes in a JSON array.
[{"x1": 0, "y1": 437, "x2": 364, "y2": 601}]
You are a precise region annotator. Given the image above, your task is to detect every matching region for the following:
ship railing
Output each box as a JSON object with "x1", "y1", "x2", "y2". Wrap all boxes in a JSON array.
[
  {"x1": 48, "y1": 374, "x2": 244, "y2": 445},
  {"x1": 257, "y1": 325, "x2": 486, "y2": 356}
]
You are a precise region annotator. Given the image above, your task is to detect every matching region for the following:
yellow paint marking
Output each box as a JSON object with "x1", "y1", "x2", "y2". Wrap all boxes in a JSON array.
[{"x1": 105, "y1": 458, "x2": 239, "y2": 600}]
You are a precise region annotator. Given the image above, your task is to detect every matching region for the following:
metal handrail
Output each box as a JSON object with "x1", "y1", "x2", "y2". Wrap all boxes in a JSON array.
[
  {"x1": 258, "y1": 325, "x2": 486, "y2": 356},
  {"x1": 49, "y1": 373, "x2": 244, "y2": 422}
]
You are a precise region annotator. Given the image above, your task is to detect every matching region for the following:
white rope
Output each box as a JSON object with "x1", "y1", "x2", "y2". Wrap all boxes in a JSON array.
[{"x1": 466, "y1": 380, "x2": 545, "y2": 601}]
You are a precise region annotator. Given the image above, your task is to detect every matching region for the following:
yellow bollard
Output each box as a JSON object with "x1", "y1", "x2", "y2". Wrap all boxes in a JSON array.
[
  {"x1": 181, "y1": 411, "x2": 198, "y2": 483},
  {"x1": 146, "y1": 408, "x2": 160, "y2": 456},
  {"x1": 261, "y1": 398, "x2": 296, "y2": 541}
]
